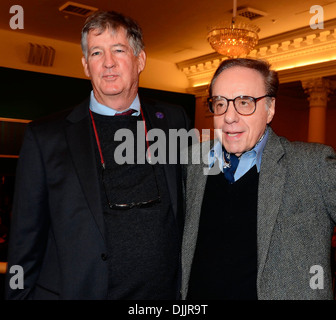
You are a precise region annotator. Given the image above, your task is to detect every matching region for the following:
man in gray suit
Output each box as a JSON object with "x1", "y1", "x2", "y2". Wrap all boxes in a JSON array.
[{"x1": 181, "y1": 58, "x2": 336, "y2": 300}]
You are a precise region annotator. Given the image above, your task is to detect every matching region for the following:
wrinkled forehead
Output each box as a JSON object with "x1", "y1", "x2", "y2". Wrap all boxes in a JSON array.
[{"x1": 213, "y1": 66, "x2": 266, "y2": 94}]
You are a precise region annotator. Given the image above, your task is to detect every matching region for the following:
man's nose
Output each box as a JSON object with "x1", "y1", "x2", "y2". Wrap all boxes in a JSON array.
[
  {"x1": 223, "y1": 101, "x2": 239, "y2": 123},
  {"x1": 104, "y1": 51, "x2": 116, "y2": 68}
]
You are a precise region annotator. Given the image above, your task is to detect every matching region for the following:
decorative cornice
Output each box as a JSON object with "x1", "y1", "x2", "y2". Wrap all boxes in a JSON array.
[
  {"x1": 277, "y1": 60, "x2": 336, "y2": 83},
  {"x1": 177, "y1": 18, "x2": 336, "y2": 90}
]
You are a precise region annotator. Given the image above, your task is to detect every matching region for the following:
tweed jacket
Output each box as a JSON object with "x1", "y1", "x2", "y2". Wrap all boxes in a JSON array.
[{"x1": 181, "y1": 127, "x2": 336, "y2": 300}]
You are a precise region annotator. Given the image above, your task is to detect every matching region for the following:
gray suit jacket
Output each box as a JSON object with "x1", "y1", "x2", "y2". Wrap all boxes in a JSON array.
[{"x1": 181, "y1": 127, "x2": 336, "y2": 300}]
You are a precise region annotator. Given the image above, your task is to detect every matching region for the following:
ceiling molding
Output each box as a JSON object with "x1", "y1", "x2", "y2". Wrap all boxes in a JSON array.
[
  {"x1": 278, "y1": 60, "x2": 336, "y2": 83},
  {"x1": 177, "y1": 18, "x2": 336, "y2": 89},
  {"x1": 186, "y1": 61, "x2": 336, "y2": 97}
]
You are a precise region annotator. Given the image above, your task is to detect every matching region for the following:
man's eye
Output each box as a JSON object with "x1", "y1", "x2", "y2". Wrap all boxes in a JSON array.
[
  {"x1": 240, "y1": 100, "x2": 251, "y2": 106},
  {"x1": 115, "y1": 49, "x2": 125, "y2": 53},
  {"x1": 215, "y1": 101, "x2": 226, "y2": 108},
  {"x1": 91, "y1": 51, "x2": 101, "y2": 56}
]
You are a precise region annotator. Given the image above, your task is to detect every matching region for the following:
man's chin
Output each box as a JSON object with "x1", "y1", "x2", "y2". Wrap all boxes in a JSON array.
[
  {"x1": 102, "y1": 88, "x2": 123, "y2": 96},
  {"x1": 223, "y1": 144, "x2": 244, "y2": 156}
]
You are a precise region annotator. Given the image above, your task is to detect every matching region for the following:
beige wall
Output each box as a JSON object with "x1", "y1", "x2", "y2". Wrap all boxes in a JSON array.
[{"x1": 0, "y1": 29, "x2": 188, "y2": 93}]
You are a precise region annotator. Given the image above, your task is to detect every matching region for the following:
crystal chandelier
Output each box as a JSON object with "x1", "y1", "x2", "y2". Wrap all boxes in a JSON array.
[{"x1": 207, "y1": 0, "x2": 260, "y2": 57}]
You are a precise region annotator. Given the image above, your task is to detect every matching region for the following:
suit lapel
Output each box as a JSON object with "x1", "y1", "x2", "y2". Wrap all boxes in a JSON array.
[
  {"x1": 256, "y1": 128, "x2": 286, "y2": 291},
  {"x1": 65, "y1": 100, "x2": 105, "y2": 241},
  {"x1": 140, "y1": 99, "x2": 180, "y2": 218}
]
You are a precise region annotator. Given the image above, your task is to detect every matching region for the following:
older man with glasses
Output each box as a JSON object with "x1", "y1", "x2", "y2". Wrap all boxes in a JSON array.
[{"x1": 181, "y1": 58, "x2": 336, "y2": 300}]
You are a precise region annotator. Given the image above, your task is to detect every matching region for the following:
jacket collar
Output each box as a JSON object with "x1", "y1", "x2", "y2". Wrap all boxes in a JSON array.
[
  {"x1": 65, "y1": 98, "x2": 106, "y2": 240},
  {"x1": 256, "y1": 127, "x2": 286, "y2": 295}
]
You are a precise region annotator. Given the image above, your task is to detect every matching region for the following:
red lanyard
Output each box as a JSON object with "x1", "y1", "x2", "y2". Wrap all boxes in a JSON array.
[{"x1": 89, "y1": 107, "x2": 152, "y2": 168}]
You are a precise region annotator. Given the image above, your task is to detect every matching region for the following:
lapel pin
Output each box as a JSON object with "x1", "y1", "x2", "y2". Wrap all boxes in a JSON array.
[{"x1": 155, "y1": 112, "x2": 164, "y2": 119}]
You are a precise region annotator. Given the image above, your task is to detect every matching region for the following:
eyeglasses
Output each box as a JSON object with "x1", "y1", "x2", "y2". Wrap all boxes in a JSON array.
[
  {"x1": 101, "y1": 165, "x2": 161, "y2": 210},
  {"x1": 208, "y1": 95, "x2": 273, "y2": 116}
]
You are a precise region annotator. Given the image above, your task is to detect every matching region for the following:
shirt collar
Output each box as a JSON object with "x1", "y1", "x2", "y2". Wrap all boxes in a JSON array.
[
  {"x1": 208, "y1": 139, "x2": 225, "y2": 171},
  {"x1": 89, "y1": 91, "x2": 141, "y2": 116},
  {"x1": 208, "y1": 127, "x2": 269, "y2": 173},
  {"x1": 250, "y1": 127, "x2": 269, "y2": 172}
]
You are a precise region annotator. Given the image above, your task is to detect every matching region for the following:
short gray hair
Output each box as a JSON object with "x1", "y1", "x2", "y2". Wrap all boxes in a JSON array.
[{"x1": 81, "y1": 10, "x2": 145, "y2": 59}]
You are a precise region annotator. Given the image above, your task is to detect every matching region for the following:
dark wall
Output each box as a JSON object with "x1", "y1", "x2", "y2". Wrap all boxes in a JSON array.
[
  {"x1": 0, "y1": 66, "x2": 195, "y2": 159},
  {"x1": 0, "y1": 67, "x2": 195, "y2": 163},
  {"x1": 1, "y1": 67, "x2": 195, "y2": 122},
  {"x1": 1, "y1": 67, "x2": 93, "y2": 120}
]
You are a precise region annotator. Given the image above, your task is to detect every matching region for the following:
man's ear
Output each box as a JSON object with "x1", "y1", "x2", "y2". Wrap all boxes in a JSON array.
[
  {"x1": 267, "y1": 98, "x2": 276, "y2": 124},
  {"x1": 81, "y1": 56, "x2": 91, "y2": 78},
  {"x1": 137, "y1": 50, "x2": 146, "y2": 74}
]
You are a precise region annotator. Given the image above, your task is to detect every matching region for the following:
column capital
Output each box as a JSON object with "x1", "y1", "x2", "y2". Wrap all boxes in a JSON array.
[
  {"x1": 301, "y1": 77, "x2": 336, "y2": 143},
  {"x1": 301, "y1": 78, "x2": 336, "y2": 107}
]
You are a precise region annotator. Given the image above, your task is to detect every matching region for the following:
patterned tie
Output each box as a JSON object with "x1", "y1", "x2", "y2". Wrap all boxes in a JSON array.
[
  {"x1": 115, "y1": 109, "x2": 136, "y2": 116},
  {"x1": 223, "y1": 151, "x2": 239, "y2": 183}
]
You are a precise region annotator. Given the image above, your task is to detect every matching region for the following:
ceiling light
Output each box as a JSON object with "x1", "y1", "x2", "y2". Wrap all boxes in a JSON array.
[{"x1": 207, "y1": 0, "x2": 260, "y2": 57}]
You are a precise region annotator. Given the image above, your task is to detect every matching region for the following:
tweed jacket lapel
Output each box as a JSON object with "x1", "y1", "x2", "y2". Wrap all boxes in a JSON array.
[
  {"x1": 256, "y1": 128, "x2": 286, "y2": 294},
  {"x1": 65, "y1": 99, "x2": 105, "y2": 241},
  {"x1": 181, "y1": 141, "x2": 212, "y2": 299}
]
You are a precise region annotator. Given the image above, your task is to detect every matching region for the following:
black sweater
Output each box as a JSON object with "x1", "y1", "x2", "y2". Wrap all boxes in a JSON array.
[
  {"x1": 187, "y1": 165, "x2": 259, "y2": 300},
  {"x1": 92, "y1": 113, "x2": 179, "y2": 299}
]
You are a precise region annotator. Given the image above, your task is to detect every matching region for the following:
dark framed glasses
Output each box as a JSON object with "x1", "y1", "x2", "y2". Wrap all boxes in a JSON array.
[
  {"x1": 208, "y1": 95, "x2": 273, "y2": 116},
  {"x1": 101, "y1": 165, "x2": 161, "y2": 210}
]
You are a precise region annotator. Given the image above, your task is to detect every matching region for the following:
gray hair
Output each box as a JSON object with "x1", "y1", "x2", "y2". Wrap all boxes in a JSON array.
[{"x1": 81, "y1": 10, "x2": 145, "y2": 59}]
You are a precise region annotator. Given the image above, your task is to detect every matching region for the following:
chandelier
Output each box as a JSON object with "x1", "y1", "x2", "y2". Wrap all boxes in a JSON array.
[{"x1": 207, "y1": 0, "x2": 260, "y2": 57}]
